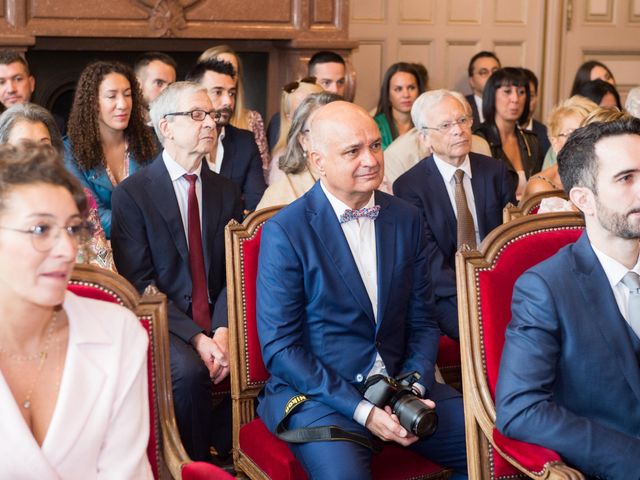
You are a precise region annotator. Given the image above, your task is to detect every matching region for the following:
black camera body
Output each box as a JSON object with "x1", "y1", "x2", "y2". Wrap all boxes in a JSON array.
[{"x1": 362, "y1": 372, "x2": 438, "y2": 438}]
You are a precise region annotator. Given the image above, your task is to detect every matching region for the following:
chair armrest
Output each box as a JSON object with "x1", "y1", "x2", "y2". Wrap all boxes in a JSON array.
[{"x1": 493, "y1": 429, "x2": 583, "y2": 479}]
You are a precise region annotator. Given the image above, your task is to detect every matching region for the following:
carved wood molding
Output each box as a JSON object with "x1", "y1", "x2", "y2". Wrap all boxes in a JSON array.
[{"x1": 134, "y1": 0, "x2": 203, "y2": 37}]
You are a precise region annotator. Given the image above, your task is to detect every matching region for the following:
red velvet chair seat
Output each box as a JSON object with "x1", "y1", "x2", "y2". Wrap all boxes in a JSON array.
[{"x1": 239, "y1": 418, "x2": 448, "y2": 480}]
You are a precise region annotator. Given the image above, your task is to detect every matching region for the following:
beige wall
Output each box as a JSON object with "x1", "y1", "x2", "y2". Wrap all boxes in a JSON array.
[{"x1": 349, "y1": 0, "x2": 640, "y2": 120}]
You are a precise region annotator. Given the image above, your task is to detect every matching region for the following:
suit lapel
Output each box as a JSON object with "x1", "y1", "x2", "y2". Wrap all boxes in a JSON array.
[
  {"x1": 201, "y1": 167, "x2": 223, "y2": 280},
  {"x1": 375, "y1": 191, "x2": 394, "y2": 330},
  {"x1": 573, "y1": 233, "x2": 640, "y2": 401},
  {"x1": 424, "y1": 157, "x2": 457, "y2": 251},
  {"x1": 306, "y1": 183, "x2": 375, "y2": 323},
  {"x1": 42, "y1": 297, "x2": 107, "y2": 465},
  {"x1": 220, "y1": 127, "x2": 234, "y2": 178},
  {"x1": 145, "y1": 155, "x2": 189, "y2": 265},
  {"x1": 469, "y1": 153, "x2": 488, "y2": 237}
]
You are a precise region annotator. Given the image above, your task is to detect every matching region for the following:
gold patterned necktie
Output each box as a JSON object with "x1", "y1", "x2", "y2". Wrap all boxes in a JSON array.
[
  {"x1": 453, "y1": 169, "x2": 476, "y2": 250},
  {"x1": 621, "y1": 271, "x2": 640, "y2": 338}
]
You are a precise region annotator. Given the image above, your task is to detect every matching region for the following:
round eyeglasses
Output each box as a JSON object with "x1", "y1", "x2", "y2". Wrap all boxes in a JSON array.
[
  {"x1": 421, "y1": 116, "x2": 472, "y2": 133},
  {"x1": 0, "y1": 221, "x2": 93, "y2": 252}
]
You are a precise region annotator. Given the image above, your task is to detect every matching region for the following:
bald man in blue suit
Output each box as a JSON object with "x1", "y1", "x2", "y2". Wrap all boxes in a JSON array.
[{"x1": 256, "y1": 102, "x2": 467, "y2": 479}]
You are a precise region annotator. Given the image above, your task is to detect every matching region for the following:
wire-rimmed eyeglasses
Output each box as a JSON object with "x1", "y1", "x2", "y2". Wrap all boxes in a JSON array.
[
  {"x1": 0, "y1": 221, "x2": 93, "y2": 252},
  {"x1": 421, "y1": 116, "x2": 472, "y2": 133},
  {"x1": 164, "y1": 110, "x2": 220, "y2": 122}
]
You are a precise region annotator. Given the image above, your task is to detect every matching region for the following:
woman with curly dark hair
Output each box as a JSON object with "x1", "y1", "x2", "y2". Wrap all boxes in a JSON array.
[
  {"x1": 64, "y1": 61, "x2": 156, "y2": 238},
  {"x1": 374, "y1": 62, "x2": 424, "y2": 150}
]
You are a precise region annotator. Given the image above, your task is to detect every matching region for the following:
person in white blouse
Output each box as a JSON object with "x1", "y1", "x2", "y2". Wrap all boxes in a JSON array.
[{"x1": 0, "y1": 143, "x2": 151, "y2": 479}]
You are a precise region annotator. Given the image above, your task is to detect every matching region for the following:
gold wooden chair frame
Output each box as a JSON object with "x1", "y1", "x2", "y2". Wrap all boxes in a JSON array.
[
  {"x1": 226, "y1": 206, "x2": 282, "y2": 479},
  {"x1": 456, "y1": 212, "x2": 585, "y2": 480},
  {"x1": 503, "y1": 190, "x2": 569, "y2": 223},
  {"x1": 69, "y1": 264, "x2": 196, "y2": 480}
]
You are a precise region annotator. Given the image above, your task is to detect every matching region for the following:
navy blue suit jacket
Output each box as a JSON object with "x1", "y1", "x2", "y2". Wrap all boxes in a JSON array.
[
  {"x1": 111, "y1": 153, "x2": 242, "y2": 342},
  {"x1": 393, "y1": 153, "x2": 516, "y2": 339},
  {"x1": 220, "y1": 124, "x2": 266, "y2": 212},
  {"x1": 256, "y1": 183, "x2": 449, "y2": 432},
  {"x1": 496, "y1": 232, "x2": 640, "y2": 478}
]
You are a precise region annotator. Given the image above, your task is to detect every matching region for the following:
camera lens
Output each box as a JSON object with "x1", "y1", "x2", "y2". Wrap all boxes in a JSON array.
[{"x1": 393, "y1": 394, "x2": 438, "y2": 438}]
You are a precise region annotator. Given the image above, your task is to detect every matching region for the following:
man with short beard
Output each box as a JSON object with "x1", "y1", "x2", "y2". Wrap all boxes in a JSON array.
[
  {"x1": 186, "y1": 59, "x2": 265, "y2": 212},
  {"x1": 496, "y1": 118, "x2": 640, "y2": 479}
]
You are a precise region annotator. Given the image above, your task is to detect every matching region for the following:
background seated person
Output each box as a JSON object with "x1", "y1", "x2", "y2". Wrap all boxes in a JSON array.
[
  {"x1": 257, "y1": 101, "x2": 468, "y2": 479},
  {"x1": 394, "y1": 90, "x2": 516, "y2": 340},
  {"x1": 496, "y1": 118, "x2": 640, "y2": 479},
  {"x1": 0, "y1": 143, "x2": 151, "y2": 478},
  {"x1": 0, "y1": 103, "x2": 114, "y2": 270}
]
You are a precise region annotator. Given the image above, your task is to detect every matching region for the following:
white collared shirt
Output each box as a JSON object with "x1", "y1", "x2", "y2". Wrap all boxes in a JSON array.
[
  {"x1": 474, "y1": 94, "x2": 484, "y2": 124},
  {"x1": 592, "y1": 244, "x2": 640, "y2": 323},
  {"x1": 162, "y1": 150, "x2": 203, "y2": 246},
  {"x1": 320, "y1": 182, "x2": 385, "y2": 425},
  {"x1": 432, "y1": 154, "x2": 481, "y2": 246},
  {"x1": 207, "y1": 126, "x2": 226, "y2": 174}
]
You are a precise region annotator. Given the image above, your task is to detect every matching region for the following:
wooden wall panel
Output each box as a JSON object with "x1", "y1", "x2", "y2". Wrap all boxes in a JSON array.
[
  {"x1": 629, "y1": 0, "x2": 640, "y2": 21},
  {"x1": 399, "y1": 0, "x2": 434, "y2": 23},
  {"x1": 448, "y1": 0, "x2": 481, "y2": 24},
  {"x1": 29, "y1": 0, "x2": 146, "y2": 20},
  {"x1": 494, "y1": 0, "x2": 527, "y2": 24},
  {"x1": 585, "y1": 0, "x2": 614, "y2": 22},
  {"x1": 352, "y1": 0, "x2": 386, "y2": 22},
  {"x1": 447, "y1": 42, "x2": 481, "y2": 94},
  {"x1": 311, "y1": 0, "x2": 336, "y2": 24},
  {"x1": 189, "y1": 0, "x2": 292, "y2": 22},
  {"x1": 352, "y1": 41, "x2": 384, "y2": 109},
  {"x1": 398, "y1": 41, "x2": 432, "y2": 69}
]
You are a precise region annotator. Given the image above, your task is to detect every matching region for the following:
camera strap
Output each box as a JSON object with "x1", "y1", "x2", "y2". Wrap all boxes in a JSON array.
[{"x1": 275, "y1": 394, "x2": 381, "y2": 453}]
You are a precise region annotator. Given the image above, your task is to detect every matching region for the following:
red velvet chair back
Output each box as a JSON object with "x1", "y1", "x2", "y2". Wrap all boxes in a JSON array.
[{"x1": 456, "y1": 212, "x2": 585, "y2": 479}]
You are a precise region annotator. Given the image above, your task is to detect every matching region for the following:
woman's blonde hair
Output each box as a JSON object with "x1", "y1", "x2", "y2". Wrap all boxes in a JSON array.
[
  {"x1": 273, "y1": 79, "x2": 323, "y2": 155},
  {"x1": 547, "y1": 95, "x2": 598, "y2": 137},
  {"x1": 199, "y1": 45, "x2": 250, "y2": 130},
  {"x1": 581, "y1": 106, "x2": 632, "y2": 127}
]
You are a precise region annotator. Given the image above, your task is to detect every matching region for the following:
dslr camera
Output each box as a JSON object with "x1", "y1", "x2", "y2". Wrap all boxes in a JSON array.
[{"x1": 361, "y1": 372, "x2": 438, "y2": 438}]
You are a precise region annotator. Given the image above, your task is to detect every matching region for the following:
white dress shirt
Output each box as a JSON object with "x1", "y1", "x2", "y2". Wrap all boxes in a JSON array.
[
  {"x1": 592, "y1": 244, "x2": 640, "y2": 324},
  {"x1": 432, "y1": 154, "x2": 481, "y2": 246},
  {"x1": 320, "y1": 182, "x2": 384, "y2": 425},
  {"x1": 162, "y1": 150, "x2": 203, "y2": 246},
  {"x1": 207, "y1": 126, "x2": 226, "y2": 174}
]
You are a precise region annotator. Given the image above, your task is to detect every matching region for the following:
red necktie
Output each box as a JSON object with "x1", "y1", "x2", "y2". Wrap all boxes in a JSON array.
[{"x1": 184, "y1": 174, "x2": 211, "y2": 331}]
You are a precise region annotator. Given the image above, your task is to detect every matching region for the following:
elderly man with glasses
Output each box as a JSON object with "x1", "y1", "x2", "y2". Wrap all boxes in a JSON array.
[
  {"x1": 110, "y1": 81, "x2": 243, "y2": 463},
  {"x1": 394, "y1": 90, "x2": 516, "y2": 340}
]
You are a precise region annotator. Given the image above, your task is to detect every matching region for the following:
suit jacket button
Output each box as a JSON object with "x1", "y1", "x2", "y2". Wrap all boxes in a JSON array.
[{"x1": 356, "y1": 374, "x2": 364, "y2": 382}]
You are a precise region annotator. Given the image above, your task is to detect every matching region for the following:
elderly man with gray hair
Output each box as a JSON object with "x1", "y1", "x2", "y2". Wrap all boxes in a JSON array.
[
  {"x1": 111, "y1": 81, "x2": 242, "y2": 462},
  {"x1": 394, "y1": 89, "x2": 516, "y2": 340}
]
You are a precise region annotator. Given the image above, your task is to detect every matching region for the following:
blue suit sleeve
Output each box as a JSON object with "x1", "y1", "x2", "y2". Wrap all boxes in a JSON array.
[
  {"x1": 496, "y1": 271, "x2": 640, "y2": 478},
  {"x1": 257, "y1": 219, "x2": 364, "y2": 420},
  {"x1": 399, "y1": 214, "x2": 440, "y2": 394}
]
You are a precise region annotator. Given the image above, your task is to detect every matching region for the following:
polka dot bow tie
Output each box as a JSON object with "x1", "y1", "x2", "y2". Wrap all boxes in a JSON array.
[{"x1": 339, "y1": 205, "x2": 380, "y2": 224}]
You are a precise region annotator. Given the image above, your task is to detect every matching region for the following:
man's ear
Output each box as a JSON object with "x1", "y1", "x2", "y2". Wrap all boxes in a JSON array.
[
  {"x1": 308, "y1": 150, "x2": 324, "y2": 176},
  {"x1": 418, "y1": 130, "x2": 431, "y2": 153},
  {"x1": 159, "y1": 118, "x2": 172, "y2": 141},
  {"x1": 569, "y1": 186, "x2": 595, "y2": 217}
]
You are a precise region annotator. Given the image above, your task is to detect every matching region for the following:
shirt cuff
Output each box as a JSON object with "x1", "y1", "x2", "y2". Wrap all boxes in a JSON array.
[{"x1": 353, "y1": 399, "x2": 375, "y2": 426}]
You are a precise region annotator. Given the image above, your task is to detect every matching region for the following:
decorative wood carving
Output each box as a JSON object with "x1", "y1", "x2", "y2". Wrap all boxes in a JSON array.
[{"x1": 134, "y1": 0, "x2": 203, "y2": 37}]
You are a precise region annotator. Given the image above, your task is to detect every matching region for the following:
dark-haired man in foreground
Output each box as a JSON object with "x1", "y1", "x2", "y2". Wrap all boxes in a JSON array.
[{"x1": 496, "y1": 118, "x2": 640, "y2": 479}]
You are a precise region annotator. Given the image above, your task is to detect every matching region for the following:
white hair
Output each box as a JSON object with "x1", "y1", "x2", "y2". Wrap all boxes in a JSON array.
[
  {"x1": 149, "y1": 81, "x2": 206, "y2": 145},
  {"x1": 411, "y1": 89, "x2": 471, "y2": 131},
  {"x1": 626, "y1": 86, "x2": 640, "y2": 119}
]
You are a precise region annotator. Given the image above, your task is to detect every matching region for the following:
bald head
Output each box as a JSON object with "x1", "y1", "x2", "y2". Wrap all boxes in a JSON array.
[{"x1": 308, "y1": 101, "x2": 384, "y2": 208}]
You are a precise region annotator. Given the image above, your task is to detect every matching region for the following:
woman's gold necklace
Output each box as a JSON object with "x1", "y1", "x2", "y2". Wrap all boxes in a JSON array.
[{"x1": 0, "y1": 310, "x2": 58, "y2": 409}]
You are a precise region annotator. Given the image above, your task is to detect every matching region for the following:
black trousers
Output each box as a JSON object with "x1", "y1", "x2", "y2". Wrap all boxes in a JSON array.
[{"x1": 169, "y1": 333, "x2": 232, "y2": 461}]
